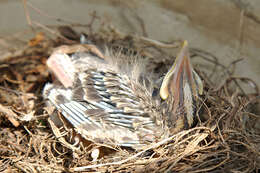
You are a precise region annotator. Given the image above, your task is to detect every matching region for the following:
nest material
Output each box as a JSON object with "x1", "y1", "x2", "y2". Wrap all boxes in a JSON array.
[{"x1": 0, "y1": 26, "x2": 259, "y2": 173}]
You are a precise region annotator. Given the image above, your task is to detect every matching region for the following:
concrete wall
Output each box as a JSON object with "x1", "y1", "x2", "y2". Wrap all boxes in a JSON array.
[{"x1": 0, "y1": 0, "x2": 259, "y2": 87}]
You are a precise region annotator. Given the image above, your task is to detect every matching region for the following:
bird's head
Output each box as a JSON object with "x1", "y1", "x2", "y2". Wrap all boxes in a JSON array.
[{"x1": 160, "y1": 41, "x2": 203, "y2": 133}]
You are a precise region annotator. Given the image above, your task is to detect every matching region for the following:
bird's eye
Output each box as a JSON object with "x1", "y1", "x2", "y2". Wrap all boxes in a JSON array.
[
  {"x1": 152, "y1": 88, "x2": 159, "y2": 97},
  {"x1": 80, "y1": 34, "x2": 92, "y2": 44},
  {"x1": 70, "y1": 52, "x2": 82, "y2": 60}
]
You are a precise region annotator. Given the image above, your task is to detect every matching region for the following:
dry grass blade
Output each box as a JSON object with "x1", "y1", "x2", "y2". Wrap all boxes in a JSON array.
[{"x1": 0, "y1": 104, "x2": 20, "y2": 127}]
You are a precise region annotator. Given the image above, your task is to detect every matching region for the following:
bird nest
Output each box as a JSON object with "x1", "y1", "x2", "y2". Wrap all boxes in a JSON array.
[{"x1": 0, "y1": 25, "x2": 259, "y2": 172}]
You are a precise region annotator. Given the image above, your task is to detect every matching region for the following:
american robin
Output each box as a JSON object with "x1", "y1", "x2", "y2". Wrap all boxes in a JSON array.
[{"x1": 43, "y1": 40, "x2": 203, "y2": 149}]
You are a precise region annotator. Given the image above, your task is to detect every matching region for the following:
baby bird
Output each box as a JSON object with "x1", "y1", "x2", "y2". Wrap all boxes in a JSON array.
[{"x1": 43, "y1": 40, "x2": 203, "y2": 149}]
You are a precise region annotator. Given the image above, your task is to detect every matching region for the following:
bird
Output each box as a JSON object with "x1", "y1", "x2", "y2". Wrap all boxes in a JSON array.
[{"x1": 43, "y1": 40, "x2": 203, "y2": 149}]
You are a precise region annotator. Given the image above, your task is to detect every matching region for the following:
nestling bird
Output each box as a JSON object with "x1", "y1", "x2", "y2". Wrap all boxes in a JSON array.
[{"x1": 43, "y1": 40, "x2": 203, "y2": 149}]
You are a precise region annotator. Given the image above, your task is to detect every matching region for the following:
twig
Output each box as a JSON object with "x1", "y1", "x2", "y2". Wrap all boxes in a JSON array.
[
  {"x1": 71, "y1": 127, "x2": 213, "y2": 172},
  {"x1": 22, "y1": 0, "x2": 33, "y2": 29},
  {"x1": 31, "y1": 21, "x2": 74, "y2": 43},
  {"x1": 25, "y1": 1, "x2": 76, "y2": 24},
  {"x1": 136, "y1": 36, "x2": 181, "y2": 48},
  {"x1": 165, "y1": 125, "x2": 216, "y2": 172},
  {"x1": 0, "y1": 104, "x2": 20, "y2": 127}
]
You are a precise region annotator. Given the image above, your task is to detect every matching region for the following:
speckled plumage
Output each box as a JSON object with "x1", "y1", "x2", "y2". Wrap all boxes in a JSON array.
[{"x1": 43, "y1": 41, "x2": 203, "y2": 149}]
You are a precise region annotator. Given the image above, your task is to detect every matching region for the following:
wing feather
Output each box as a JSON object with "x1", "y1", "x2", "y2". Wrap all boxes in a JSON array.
[
  {"x1": 44, "y1": 70, "x2": 162, "y2": 148},
  {"x1": 43, "y1": 48, "x2": 165, "y2": 148}
]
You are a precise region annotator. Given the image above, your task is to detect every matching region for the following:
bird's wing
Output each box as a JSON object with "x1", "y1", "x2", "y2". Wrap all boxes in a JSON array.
[{"x1": 44, "y1": 64, "x2": 162, "y2": 149}]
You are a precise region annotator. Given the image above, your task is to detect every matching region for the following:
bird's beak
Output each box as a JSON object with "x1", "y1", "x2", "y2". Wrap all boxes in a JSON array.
[
  {"x1": 47, "y1": 44, "x2": 105, "y2": 88},
  {"x1": 47, "y1": 52, "x2": 76, "y2": 88},
  {"x1": 160, "y1": 41, "x2": 203, "y2": 128}
]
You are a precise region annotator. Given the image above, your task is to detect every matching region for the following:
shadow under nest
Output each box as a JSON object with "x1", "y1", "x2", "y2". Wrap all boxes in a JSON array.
[{"x1": 0, "y1": 27, "x2": 259, "y2": 173}]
